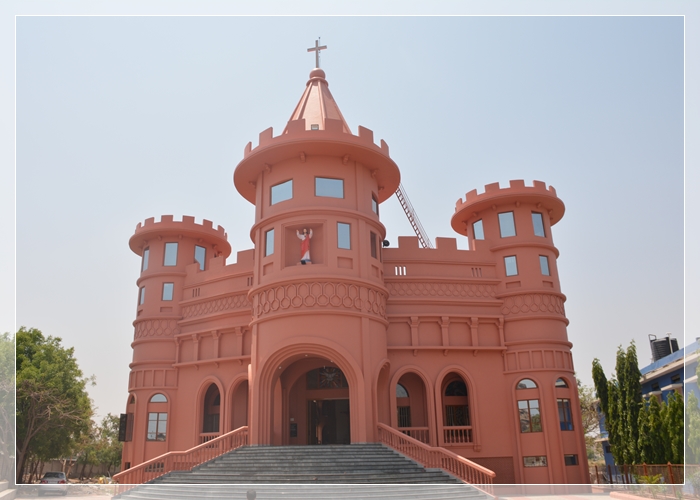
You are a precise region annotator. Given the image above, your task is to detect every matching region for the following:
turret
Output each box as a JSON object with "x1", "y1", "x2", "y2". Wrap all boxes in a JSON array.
[
  {"x1": 128, "y1": 215, "x2": 231, "y2": 347},
  {"x1": 451, "y1": 180, "x2": 565, "y2": 294},
  {"x1": 233, "y1": 68, "x2": 400, "y2": 289}
]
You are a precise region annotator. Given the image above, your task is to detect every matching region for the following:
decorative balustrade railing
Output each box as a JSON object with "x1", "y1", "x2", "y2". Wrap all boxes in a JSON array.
[
  {"x1": 113, "y1": 426, "x2": 248, "y2": 488},
  {"x1": 378, "y1": 423, "x2": 494, "y2": 494},
  {"x1": 199, "y1": 432, "x2": 221, "y2": 444},
  {"x1": 398, "y1": 426, "x2": 430, "y2": 444},
  {"x1": 443, "y1": 426, "x2": 472, "y2": 444}
]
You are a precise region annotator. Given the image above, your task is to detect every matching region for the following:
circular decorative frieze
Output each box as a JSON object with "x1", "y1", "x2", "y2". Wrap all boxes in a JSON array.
[
  {"x1": 134, "y1": 319, "x2": 180, "y2": 339},
  {"x1": 500, "y1": 293, "x2": 565, "y2": 316},
  {"x1": 251, "y1": 281, "x2": 387, "y2": 319}
]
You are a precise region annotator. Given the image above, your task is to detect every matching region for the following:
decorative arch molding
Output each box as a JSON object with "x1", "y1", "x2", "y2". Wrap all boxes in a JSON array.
[
  {"x1": 194, "y1": 376, "x2": 225, "y2": 444},
  {"x1": 371, "y1": 358, "x2": 391, "y2": 442},
  {"x1": 254, "y1": 337, "x2": 366, "y2": 445},
  {"x1": 434, "y1": 365, "x2": 481, "y2": 450},
  {"x1": 225, "y1": 372, "x2": 250, "y2": 433},
  {"x1": 389, "y1": 365, "x2": 436, "y2": 447}
]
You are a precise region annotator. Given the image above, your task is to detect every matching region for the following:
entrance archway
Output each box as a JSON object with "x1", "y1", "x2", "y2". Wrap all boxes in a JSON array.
[
  {"x1": 254, "y1": 340, "x2": 365, "y2": 446},
  {"x1": 280, "y1": 358, "x2": 350, "y2": 445}
]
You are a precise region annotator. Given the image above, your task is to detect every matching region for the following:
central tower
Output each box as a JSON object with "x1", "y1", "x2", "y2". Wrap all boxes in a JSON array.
[{"x1": 234, "y1": 66, "x2": 400, "y2": 445}]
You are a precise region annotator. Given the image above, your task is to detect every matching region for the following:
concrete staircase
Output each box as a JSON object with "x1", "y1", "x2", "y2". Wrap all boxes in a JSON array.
[{"x1": 115, "y1": 444, "x2": 492, "y2": 499}]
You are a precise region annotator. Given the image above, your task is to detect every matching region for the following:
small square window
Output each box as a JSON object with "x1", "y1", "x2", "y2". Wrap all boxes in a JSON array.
[
  {"x1": 564, "y1": 455, "x2": 578, "y2": 466},
  {"x1": 162, "y1": 283, "x2": 174, "y2": 301},
  {"x1": 271, "y1": 180, "x2": 293, "y2": 205},
  {"x1": 337, "y1": 223, "x2": 351, "y2": 250},
  {"x1": 473, "y1": 220, "x2": 484, "y2": 240},
  {"x1": 164, "y1": 243, "x2": 178, "y2": 266},
  {"x1": 370, "y1": 232, "x2": 378, "y2": 259},
  {"x1": 532, "y1": 212, "x2": 546, "y2": 237},
  {"x1": 195, "y1": 245, "x2": 206, "y2": 271},
  {"x1": 498, "y1": 212, "x2": 516, "y2": 238},
  {"x1": 139, "y1": 287, "x2": 146, "y2": 305},
  {"x1": 310, "y1": 124, "x2": 319, "y2": 130},
  {"x1": 505, "y1": 256, "x2": 518, "y2": 276},
  {"x1": 372, "y1": 195, "x2": 378, "y2": 215},
  {"x1": 142, "y1": 248, "x2": 149, "y2": 272},
  {"x1": 539, "y1": 255, "x2": 550, "y2": 276},
  {"x1": 315, "y1": 178, "x2": 344, "y2": 198},
  {"x1": 265, "y1": 229, "x2": 274, "y2": 257}
]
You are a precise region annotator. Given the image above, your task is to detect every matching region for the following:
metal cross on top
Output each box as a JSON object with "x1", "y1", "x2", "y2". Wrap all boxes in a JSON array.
[{"x1": 307, "y1": 39, "x2": 327, "y2": 68}]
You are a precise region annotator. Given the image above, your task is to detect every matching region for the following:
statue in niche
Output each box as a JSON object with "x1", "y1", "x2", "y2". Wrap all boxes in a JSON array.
[{"x1": 296, "y1": 228, "x2": 313, "y2": 264}]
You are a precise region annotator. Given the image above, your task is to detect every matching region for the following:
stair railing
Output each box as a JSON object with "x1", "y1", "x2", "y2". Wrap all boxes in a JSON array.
[
  {"x1": 113, "y1": 426, "x2": 249, "y2": 488},
  {"x1": 378, "y1": 423, "x2": 495, "y2": 495}
]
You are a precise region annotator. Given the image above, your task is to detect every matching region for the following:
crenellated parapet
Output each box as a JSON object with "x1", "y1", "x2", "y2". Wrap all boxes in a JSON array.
[
  {"x1": 451, "y1": 180, "x2": 565, "y2": 236},
  {"x1": 129, "y1": 215, "x2": 231, "y2": 258}
]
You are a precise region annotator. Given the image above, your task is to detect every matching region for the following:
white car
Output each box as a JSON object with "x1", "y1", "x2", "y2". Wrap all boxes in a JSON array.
[{"x1": 38, "y1": 471, "x2": 68, "y2": 496}]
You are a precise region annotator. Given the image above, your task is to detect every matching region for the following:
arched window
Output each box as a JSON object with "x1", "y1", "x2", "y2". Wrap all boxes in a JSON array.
[
  {"x1": 396, "y1": 384, "x2": 409, "y2": 398},
  {"x1": 202, "y1": 384, "x2": 221, "y2": 434},
  {"x1": 128, "y1": 395, "x2": 135, "y2": 404},
  {"x1": 516, "y1": 379, "x2": 537, "y2": 390},
  {"x1": 396, "y1": 383, "x2": 410, "y2": 427},
  {"x1": 150, "y1": 393, "x2": 167, "y2": 403},
  {"x1": 555, "y1": 378, "x2": 568, "y2": 388},
  {"x1": 445, "y1": 380, "x2": 468, "y2": 396}
]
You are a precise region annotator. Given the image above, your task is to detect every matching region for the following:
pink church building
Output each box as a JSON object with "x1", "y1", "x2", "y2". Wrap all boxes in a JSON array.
[{"x1": 118, "y1": 60, "x2": 588, "y2": 485}]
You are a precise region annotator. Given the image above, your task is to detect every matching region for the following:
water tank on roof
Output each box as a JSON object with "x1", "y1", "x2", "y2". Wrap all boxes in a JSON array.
[{"x1": 649, "y1": 334, "x2": 679, "y2": 362}]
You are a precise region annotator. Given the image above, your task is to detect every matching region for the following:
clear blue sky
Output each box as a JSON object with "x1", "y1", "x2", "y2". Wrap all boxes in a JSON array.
[{"x1": 3, "y1": 3, "x2": 696, "y2": 428}]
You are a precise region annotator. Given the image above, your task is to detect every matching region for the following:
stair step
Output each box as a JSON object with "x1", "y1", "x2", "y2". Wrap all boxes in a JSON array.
[{"x1": 115, "y1": 444, "x2": 491, "y2": 499}]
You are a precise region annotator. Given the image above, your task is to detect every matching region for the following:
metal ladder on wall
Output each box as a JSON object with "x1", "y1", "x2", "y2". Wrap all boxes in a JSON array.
[{"x1": 395, "y1": 183, "x2": 434, "y2": 249}]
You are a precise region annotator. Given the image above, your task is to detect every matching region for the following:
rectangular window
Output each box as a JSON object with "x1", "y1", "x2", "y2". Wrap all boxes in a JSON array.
[
  {"x1": 371, "y1": 195, "x2": 378, "y2": 215},
  {"x1": 523, "y1": 456, "x2": 547, "y2": 467},
  {"x1": 564, "y1": 454, "x2": 578, "y2": 466},
  {"x1": 195, "y1": 245, "x2": 206, "y2": 271},
  {"x1": 337, "y1": 222, "x2": 351, "y2": 250},
  {"x1": 142, "y1": 248, "x2": 149, "y2": 272},
  {"x1": 473, "y1": 220, "x2": 484, "y2": 240},
  {"x1": 147, "y1": 412, "x2": 167, "y2": 441},
  {"x1": 397, "y1": 406, "x2": 411, "y2": 428},
  {"x1": 518, "y1": 399, "x2": 542, "y2": 433},
  {"x1": 162, "y1": 283, "x2": 174, "y2": 301},
  {"x1": 539, "y1": 255, "x2": 550, "y2": 276},
  {"x1": 164, "y1": 243, "x2": 178, "y2": 266},
  {"x1": 370, "y1": 232, "x2": 378, "y2": 259},
  {"x1": 271, "y1": 180, "x2": 293, "y2": 205},
  {"x1": 315, "y1": 177, "x2": 344, "y2": 198},
  {"x1": 532, "y1": 212, "x2": 546, "y2": 237},
  {"x1": 139, "y1": 287, "x2": 146, "y2": 305},
  {"x1": 505, "y1": 256, "x2": 518, "y2": 276},
  {"x1": 265, "y1": 229, "x2": 274, "y2": 257},
  {"x1": 498, "y1": 212, "x2": 516, "y2": 237},
  {"x1": 558, "y1": 399, "x2": 573, "y2": 431}
]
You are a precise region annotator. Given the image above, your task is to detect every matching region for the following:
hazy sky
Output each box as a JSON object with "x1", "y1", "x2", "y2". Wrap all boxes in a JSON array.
[{"x1": 4, "y1": 2, "x2": 697, "y2": 425}]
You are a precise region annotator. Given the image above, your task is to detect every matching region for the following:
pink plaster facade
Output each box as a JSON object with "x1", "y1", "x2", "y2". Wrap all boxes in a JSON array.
[{"x1": 120, "y1": 67, "x2": 588, "y2": 484}]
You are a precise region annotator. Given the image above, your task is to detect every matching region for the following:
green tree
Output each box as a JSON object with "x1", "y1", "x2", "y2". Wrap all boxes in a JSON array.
[
  {"x1": 592, "y1": 342, "x2": 643, "y2": 464},
  {"x1": 15, "y1": 327, "x2": 93, "y2": 484},
  {"x1": 687, "y1": 391, "x2": 700, "y2": 463},
  {"x1": 664, "y1": 391, "x2": 683, "y2": 464},
  {"x1": 578, "y1": 381, "x2": 603, "y2": 462},
  {"x1": 0, "y1": 333, "x2": 14, "y2": 484},
  {"x1": 96, "y1": 414, "x2": 123, "y2": 475}
]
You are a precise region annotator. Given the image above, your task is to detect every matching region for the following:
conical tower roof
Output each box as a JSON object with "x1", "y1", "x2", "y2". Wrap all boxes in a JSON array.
[
  {"x1": 234, "y1": 67, "x2": 400, "y2": 205},
  {"x1": 283, "y1": 68, "x2": 352, "y2": 134}
]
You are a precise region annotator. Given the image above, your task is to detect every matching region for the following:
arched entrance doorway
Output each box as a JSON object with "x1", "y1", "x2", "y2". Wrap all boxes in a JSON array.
[{"x1": 277, "y1": 358, "x2": 351, "y2": 445}]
